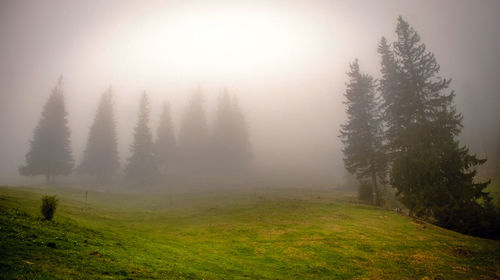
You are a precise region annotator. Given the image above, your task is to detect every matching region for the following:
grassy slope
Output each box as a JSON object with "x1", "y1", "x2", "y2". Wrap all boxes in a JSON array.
[
  {"x1": 0, "y1": 186, "x2": 499, "y2": 280},
  {"x1": 485, "y1": 179, "x2": 500, "y2": 204}
]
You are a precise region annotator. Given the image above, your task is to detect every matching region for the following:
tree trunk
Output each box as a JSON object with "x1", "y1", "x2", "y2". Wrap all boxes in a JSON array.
[
  {"x1": 371, "y1": 171, "x2": 378, "y2": 206},
  {"x1": 45, "y1": 174, "x2": 50, "y2": 185}
]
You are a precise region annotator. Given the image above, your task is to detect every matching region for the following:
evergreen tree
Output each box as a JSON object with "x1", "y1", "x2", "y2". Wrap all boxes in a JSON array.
[
  {"x1": 377, "y1": 36, "x2": 398, "y2": 156},
  {"x1": 230, "y1": 95, "x2": 252, "y2": 172},
  {"x1": 19, "y1": 77, "x2": 74, "y2": 184},
  {"x1": 211, "y1": 90, "x2": 252, "y2": 173},
  {"x1": 77, "y1": 88, "x2": 120, "y2": 183},
  {"x1": 340, "y1": 60, "x2": 385, "y2": 205},
  {"x1": 379, "y1": 17, "x2": 490, "y2": 232},
  {"x1": 211, "y1": 90, "x2": 233, "y2": 172},
  {"x1": 155, "y1": 102, "x2": 176, "y2": 175},
  {"x1": 124, "y1": 92, "x2": 158, "y2": 185},
  {"x1": 178, "y1": 88, "x2": 208, "y2": 173}
]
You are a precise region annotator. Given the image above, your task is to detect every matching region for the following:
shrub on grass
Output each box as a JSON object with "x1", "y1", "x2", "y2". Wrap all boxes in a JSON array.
[{"x1": 41, "y1": 195, "x2": 58, "y2": 220}]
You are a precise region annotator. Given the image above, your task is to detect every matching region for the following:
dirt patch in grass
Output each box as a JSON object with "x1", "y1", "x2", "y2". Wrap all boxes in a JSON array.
[
  {"x1": 88, "y1": 251, "x2": 102, "y2": 257},
  {"x1": 449, "y1": 247, "x2": 475, "y2": 257},
  {"x1": 409, "y1": 251, "x2": 438, "y2": 264}
]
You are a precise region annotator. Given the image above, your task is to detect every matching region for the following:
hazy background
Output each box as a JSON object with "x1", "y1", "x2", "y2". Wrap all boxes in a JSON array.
[{"x1": 1, "y1": 0, "x2": 499, "y2": 186}]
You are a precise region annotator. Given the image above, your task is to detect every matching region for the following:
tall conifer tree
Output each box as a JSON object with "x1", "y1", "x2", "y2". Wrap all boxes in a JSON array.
[
  {"x1": 78, "y1": 88, "x2": 120, "y2": 183},
  {"x1": 19, "y1": 77, "x2": 74, "y2": 184},
  {"x1": 340, "y1": 60, "x2": 385, "y2": 205},
  {"x1": 229, "y1": 94, "x2": 252, "y2": 172},
  {"x1": 212, "y1": 90, "x2": 252, "y2": 173},
  {"x1": 155, "y1": 102, "x2": 176, "y2": 175},
  {"x1": 379, "y1": 17, "x2": 490, "y2": 233},
  {"x1": 212, "y1": 91, "x2": 233, "y2": 172},
  {"x1": 125, "y1": 92, "x2": 158, "y2": 185},
  {"x1": 178, "y1": 89, "x2": 208, "y2": 173}
]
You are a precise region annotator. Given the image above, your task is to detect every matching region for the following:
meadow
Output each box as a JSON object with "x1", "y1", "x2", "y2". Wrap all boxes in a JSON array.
[{"x1": 0, "y1": 185, "x2": 499, "y2": 279}]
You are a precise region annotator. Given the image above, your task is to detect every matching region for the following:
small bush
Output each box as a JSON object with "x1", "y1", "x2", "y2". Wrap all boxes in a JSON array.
[{"x1": 41, "y1": 195, "x2": 58, "y2": 220}]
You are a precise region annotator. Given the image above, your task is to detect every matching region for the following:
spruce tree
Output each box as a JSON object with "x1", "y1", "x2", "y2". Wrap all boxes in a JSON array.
[
  {"x1": 211, "y1": 90, "x2": 252, "y2": 173},
  {"x1": 377, "y1": 36, "x2": 398, "y2": 153},
  {"x1": 211, "y1": 90, "x2": 233, "y2": 172},
  {"x1": 230, "y1": 94, "x2": 252, "y2": 172},
  {"x1": 178, "y1": 89, "x2": 208, "y2": 173},
  {"x1": 125, "y1": 92, "x2": 158, "y2": 185},
  {"x1": 77, "y1": 88, "x2": 120, "y2": 183},
  {"x1": 19, "y1": 77, "x2": 74, "y2": 184},
  {"x1": 155, "y1": 102, "x2": 176, "y2": 175},
  {"x1": 380, "y1": 17, "x2": 490, "y2": 232},
  {"x1": 340, "y1": 60, "x2": 385, "y2": 205}
]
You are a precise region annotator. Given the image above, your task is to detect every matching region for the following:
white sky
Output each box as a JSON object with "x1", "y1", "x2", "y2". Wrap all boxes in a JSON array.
[{"x1": 1, "y1": 0, "x2": 499, "y2": 183}]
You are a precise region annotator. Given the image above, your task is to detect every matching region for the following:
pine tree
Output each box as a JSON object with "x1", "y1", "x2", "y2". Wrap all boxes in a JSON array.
[
  {"x1": 211, "y1": 90, "x2": 252, "y2": 173},
  {"x1": 340, "y1": 60, "x2": 385, "y2": 205},
  {"x1": 155, "y1": 102, "x2": 176, "y2": 175},
  {"x1": 125, "y1": 92, "x2": 158, "y2": 185},
  {"x1": 211, "y1": 90, "x2": 234, "y2": 172},
  {"x1": 77, "y1": 88, "x2": 120, "y2": 183},
  {"x1": 19, "y1": 77, "x2": 74, "y2": 184},
  {"x1": 377, "y1": 37, "x2": 398, "y2": 154},
  {"x1": 230, "y1": 94, "x2": 252, "y2": 172},
  {"x1": 178, "y1": 88, "x2": 208, "y2": 173},
  {"x1": 380, "y1": 17, "x2": 490, "y2": 231}
]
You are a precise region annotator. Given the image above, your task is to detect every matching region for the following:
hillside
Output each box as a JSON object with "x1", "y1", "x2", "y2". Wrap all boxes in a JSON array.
[{"x1": 0, "y1": 186, "x2": 499, "y2": 279}]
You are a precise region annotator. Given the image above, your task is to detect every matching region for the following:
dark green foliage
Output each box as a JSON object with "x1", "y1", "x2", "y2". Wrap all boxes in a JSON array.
[
  {"x1": 78, "y1": 88, "x2": 120, "y2": 182},
  {"x1": 211, "y1": 90, "x2": 252, "y2": 173},
  {"x1": 19, "y1": 77, "x2": 74, "y2": 184},
  {"x1": 379, "y1": 17, "x2": 492, "y2": 236},
  {"x1": 377, "y1": 37, "x2": 398, "y2": 153},
  {"x1": 155, "y1": 102, "x2": 177, "y2": 176},
  {"x1": 340, "y1": 60, "x2": 386, "y2": 205},
  {"x1": 125, "y1": 92, "x2": 158, "y2": 186},
  {"x1": 480, "y1": 200, "x2": 500, "y2": 238},
  {"x1": 41, "y1": 195, "x2": 58, "y2": 220}
]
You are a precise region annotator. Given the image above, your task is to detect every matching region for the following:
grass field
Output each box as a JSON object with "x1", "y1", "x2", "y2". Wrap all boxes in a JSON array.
[
  {"x1": 0, "y1": 185, "x2": 499, "y2": 279},
  {"x1": 485, "y1": 179, "x2": 500, "y2": 204}
]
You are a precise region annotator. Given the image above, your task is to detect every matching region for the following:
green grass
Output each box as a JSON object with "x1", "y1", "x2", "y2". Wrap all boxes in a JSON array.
[
  {"x1": 485, "y1": 179, "x2": 500, "y2": 204},
  {"x1": 0, "y1": 186, "x2": 499, "y2": 279}
]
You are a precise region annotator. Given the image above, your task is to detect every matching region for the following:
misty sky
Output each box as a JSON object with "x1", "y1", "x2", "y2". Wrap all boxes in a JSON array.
[{"x1": 1, "y1": 0, "x2": 499, "y2": 183}]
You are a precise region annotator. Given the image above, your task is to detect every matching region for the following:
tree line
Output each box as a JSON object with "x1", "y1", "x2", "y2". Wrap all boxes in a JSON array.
[
  {"x1": 340, "y1": 17, "x2": 499, "y2": 238},
  {"x1": 19, "y1": 82, "x2": 252, "y2": 186}
]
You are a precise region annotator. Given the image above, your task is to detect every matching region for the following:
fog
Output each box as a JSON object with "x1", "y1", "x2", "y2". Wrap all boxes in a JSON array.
[{"x1": 1, "y1": 0, "x2": 499, "y2": 187}]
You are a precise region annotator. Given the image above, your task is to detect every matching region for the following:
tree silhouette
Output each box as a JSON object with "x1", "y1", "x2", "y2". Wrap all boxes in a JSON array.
[
  {"x1": 211, "y1": 90, "x2": 252, "y2": 173},
  {"x1": 78, "y1": 87, "x2": 120, "y2": 183},
  {"x1": 178, "y1": 88, "x2": 208, "y2": 173},
  {"x1": 19, "y1": 77, "x2": 74, "y2": 184},
  {"x1": 340, "y1": 60, "x2": 386, "y2": 205},
  {"x1": 155, "y1": 102, "x2": 176, "y2": 175},
  {"x1": 380, "y1": 17, "x2": 490, "y2": 234},
  {"x1": 124, "y1": 92, "x2": 158, "y2": 186},
  {"x1": 228, "y1": 94, "x2": 252, "y2": 172}
]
